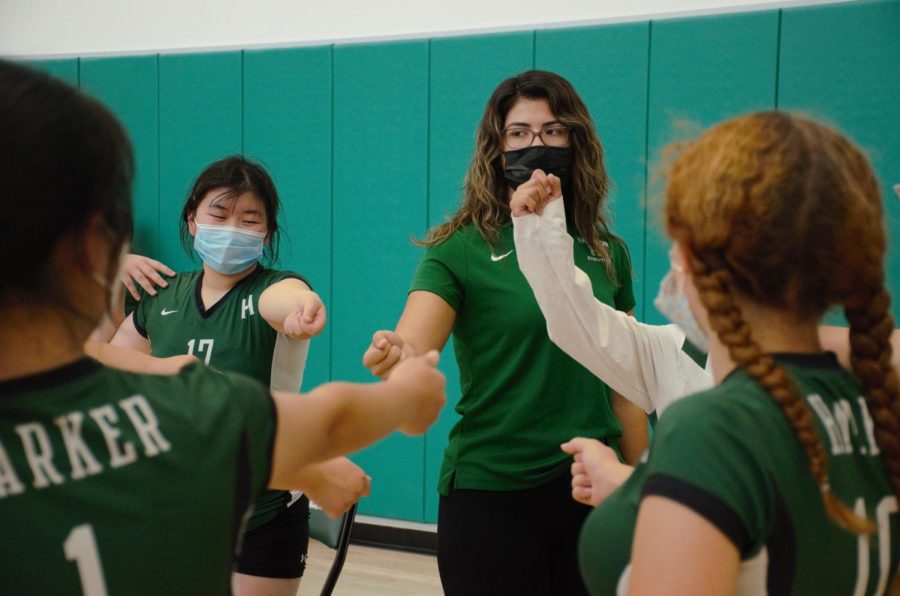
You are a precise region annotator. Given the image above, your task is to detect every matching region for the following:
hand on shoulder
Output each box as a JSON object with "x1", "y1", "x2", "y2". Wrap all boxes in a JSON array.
[{"x1": 121, "y1": 254, "x2": 175, "y2": 300}]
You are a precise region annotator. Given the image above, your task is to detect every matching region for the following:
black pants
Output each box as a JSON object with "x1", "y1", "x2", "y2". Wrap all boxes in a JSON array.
[{"x1": 437, "y1": 472, "x2": 591, "y2": 596}]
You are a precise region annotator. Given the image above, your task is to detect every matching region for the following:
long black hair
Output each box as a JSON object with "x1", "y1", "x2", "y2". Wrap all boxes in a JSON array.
[{"x1": 0, "y1": 60, "x2": 134, "y2": 310}]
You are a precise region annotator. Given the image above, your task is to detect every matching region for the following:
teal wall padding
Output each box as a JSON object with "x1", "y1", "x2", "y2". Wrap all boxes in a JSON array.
[
  {"x1": 779, "y1": 0, "x2": 900, "y2": 322},
  {"x1": 21, "y1": 0, "x2": 900, "y2": 523},
  {"x1": 80, "y1": 56, "x2": 160, "y2": 256},
  {"x1": 424, "y1": 31, "x2": 534, "y2": 521},
  {"x1": 29, "y1": 58, "x2": 79, "y2": 86},
  {"x1": 243, "y1": 46, "x2": 334, "y2": 391},
  {"x1": 644, "y1": 10, "x2": 779, "y2": 323},
  {"x1": 158, "y1": 52, "x2": 243, "y2": 273},
  {"x1": 536, "y1": 22, "x2": 651, "y2": 319},
  {"x1": 332, "y1": 40, "x2": 430, "y2": 521}
]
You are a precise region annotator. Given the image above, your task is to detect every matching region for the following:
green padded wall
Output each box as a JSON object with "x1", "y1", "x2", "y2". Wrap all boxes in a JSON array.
[
  {"x1": 19, "y1": 0, "x2": 899, "y2": 524},
  {"x1": 158, "y1": 51, "x2": 243, "y2": 273},
  {"x1": 779, "y1": 0, "x2": 900, "y2": 323},
  {"x1": 425, "y1": 31, "x2": 534, "y2": 521},
  {"x1": 332, "y1": 40, "x2": 429, "y2": 521},
  {"x1": 243, "y1": 46, "x2": 333, "y2": 391},
  {"x1": 29, "y1": 58, "x2": 79, "y2": 86},
  {"x1": 644, "y1": 11, "x2": 779, "y2": 323},
  {"x1": 536, "y1": 22, "x2": 651, "y2": 319},
  {"x1": 80, "y1": 56, "x2": 160, "y2": 257}
]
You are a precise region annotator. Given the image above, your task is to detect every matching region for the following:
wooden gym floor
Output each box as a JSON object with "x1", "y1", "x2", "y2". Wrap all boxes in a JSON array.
[{"x1": 299, "y1": 540, "x2": 443, "y2": 595}]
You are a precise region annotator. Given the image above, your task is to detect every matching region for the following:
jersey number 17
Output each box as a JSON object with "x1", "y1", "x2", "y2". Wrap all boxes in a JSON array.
[{"x1": 186, "y1": 339, "x2": 215, "y2": 365}]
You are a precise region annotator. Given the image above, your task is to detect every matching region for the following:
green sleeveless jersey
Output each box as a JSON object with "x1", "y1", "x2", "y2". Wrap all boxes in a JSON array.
[
  {"x1": 132, "y1": 266, "x2": 309, "y2": 531},
  {"x1": 132, "y1": 267, "x2": 310, "y2": 391},
  {"x1": 0, "y1": 359, "x2": 275, "y2": 595},
  {"x1": 411, "y1": 223, "x2": 635, "y2": 494},
  {"x1": 580, "y1": 353, "x2": 900, "y2": 595}
]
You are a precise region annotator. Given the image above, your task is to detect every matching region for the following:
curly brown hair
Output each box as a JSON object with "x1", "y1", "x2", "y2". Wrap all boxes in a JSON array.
[
  {"x1": 419, "y1": 70, "x2": 619, "y2": 282},
  {"x1": 665, "y1": 111, "x2": 899, "y2": 534}
]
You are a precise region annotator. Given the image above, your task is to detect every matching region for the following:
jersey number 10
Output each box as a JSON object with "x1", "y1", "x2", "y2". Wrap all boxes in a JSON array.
[{"x1": 854, "y1": 495, "x2": 898, "y2": 595}]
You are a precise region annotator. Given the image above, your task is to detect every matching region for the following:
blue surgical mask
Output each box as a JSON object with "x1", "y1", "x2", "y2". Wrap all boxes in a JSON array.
[
  {"x1": 194, "y1": 223, "x2": 265, "y2": 275},
  {"x1": 653, "y1": 255, "x2": 709, "y2": 353}
]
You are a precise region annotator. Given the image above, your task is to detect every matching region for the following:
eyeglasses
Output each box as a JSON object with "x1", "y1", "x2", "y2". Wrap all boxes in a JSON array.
[{"x1": 502, "y1": 124, "x2": 571, "y2": 150}]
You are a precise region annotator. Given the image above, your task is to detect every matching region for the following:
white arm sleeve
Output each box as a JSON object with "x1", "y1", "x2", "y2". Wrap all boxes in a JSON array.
[
  {"x1": 270, "y1": 336, "x2": 310, "y2": 393},
  {"x1": 513, "y1": 199, "x2": 711, "y2": 416}
]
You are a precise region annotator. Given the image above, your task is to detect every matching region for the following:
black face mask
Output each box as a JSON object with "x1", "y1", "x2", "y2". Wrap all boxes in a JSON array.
[{"x1": 503, "y1": 145, "x2": 574, "y2": 190}]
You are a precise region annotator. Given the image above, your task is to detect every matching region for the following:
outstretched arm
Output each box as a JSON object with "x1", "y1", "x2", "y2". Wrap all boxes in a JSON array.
[
  {"x1": 362, "y1": 291, "x2": 456, "y2": 380},
  {"x1": 259, "y1": 278, "x2": 326, "y2": 339},
  {"x1": 88, "y1": 312, "x2": 198, "y2": 374},
  {"x1": 86, "y1": 255, "x2": 187, "y2": 374},
  {"x1": 85, "y1": 337, "x2": 196, "y2": 374},
  {"x1": 513, "y1": 196, "x2": 710, "y2": 416},
  {"x1": 292, "y1": 458, "x2": 372, "y2": 518},
  {"x1": 269, "y1": 351, "x2": 446, "y2": 489}
]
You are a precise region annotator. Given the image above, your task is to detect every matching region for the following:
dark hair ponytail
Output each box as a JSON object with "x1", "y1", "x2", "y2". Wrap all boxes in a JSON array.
[{"x1": 0, "y1": 60, "x2": 134, "y2": 304}]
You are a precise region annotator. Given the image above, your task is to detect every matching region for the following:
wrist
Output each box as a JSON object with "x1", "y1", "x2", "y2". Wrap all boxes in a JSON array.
[{"x1": 614, "y1": 462, "x2": 635, "y2": 487}]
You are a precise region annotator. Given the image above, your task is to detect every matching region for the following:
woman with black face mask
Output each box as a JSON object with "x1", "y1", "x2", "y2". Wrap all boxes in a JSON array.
[{"x1": 362, "y1": 70, "x2": 646, "y2": 596}]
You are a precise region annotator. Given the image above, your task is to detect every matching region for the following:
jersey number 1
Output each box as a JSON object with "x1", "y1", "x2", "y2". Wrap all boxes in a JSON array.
[{"x1": 64, "y1": 524, "x2": 109, "y2": 596}]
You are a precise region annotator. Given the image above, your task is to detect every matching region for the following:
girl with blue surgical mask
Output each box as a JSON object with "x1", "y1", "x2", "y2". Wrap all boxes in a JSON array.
[{"x1": 106, "y1": 156, "x2": 369, "y2": 596}]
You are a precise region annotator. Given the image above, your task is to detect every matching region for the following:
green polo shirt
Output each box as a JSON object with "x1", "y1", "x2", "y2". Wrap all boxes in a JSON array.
[{"x1": 412, "y1": 223, "x2": 635, "y2": 495}]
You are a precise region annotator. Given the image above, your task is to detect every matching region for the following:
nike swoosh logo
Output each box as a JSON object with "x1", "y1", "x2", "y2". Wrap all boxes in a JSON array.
[
  {"x1": 161, "y1": 309, "x2": 178, "y2": 316},
  {"x1": 491, "y1": 250, "x2": 514, "y2": 262}
]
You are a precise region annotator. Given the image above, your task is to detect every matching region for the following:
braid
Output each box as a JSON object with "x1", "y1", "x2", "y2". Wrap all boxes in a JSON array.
[
  {"x1": 847, "y1": 286, "x2": 900, "y2": 501},
  {"x1": 691, "y1": 250, "x2": 874, "y2": 533}
]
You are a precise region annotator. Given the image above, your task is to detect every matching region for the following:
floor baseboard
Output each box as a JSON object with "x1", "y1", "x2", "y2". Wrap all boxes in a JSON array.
[{"x1": 350, "y1": 520, "x2": 437, "y2": 555}]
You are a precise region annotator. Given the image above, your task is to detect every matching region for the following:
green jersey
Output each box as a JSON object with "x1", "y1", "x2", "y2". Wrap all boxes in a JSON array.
[
  {"x1": 0, "y1": 359, "x2": 274, "y2": 595},
  {"x1": 133, "y1": 267, "x2": 310, "y2": 391},
  {"x1": 580, "y1": 353, "x2": 900, "y2": 595},
  {"x1": 411, "y1": 223, "x2": 635, "y2": 494},
  {"x1": 133, "y1": 266, "x2": 308, "y2": 531}
]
